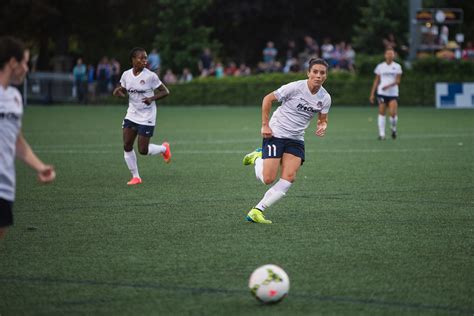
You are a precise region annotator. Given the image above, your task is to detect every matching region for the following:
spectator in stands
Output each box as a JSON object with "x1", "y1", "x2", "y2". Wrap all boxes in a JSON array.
[
  {"x1": 215, "y1": 62, "x2": 224, "y2": 78},
  {"x1": 163, "y1": 69, "x2": 177, "y2": 84},
  {"x1": 235, "y1": 63, "x2": 251, "y2": 76},
  {"x1": 262, "y1": 41, "x2": 278, "y2": 72},
  {"x1": 224, "y1": 62, "x2": 238, "y2": 76},
  {"x1": 96, "y1": 56, "x2": 112, "y2": 95},
  {"x1": 110, "y1": 58, "x2": 121, "y2": 88},
  {"x1": 462, "y1": 41, "x2": 474, "y2": 61},
  {"x1": 198, "y1": 48, "x2": 214, "y2": 77},
  {"x1": 72, "y1": 57, "x2": 87, "y2": 103},
  {"x1": 147, "y1": 48, "x2": 161, "y2": 75},
  {"x1": 303, "y1": 35, "x2": 319, "y2": 57},
  {"x1": 343, "y1": 43, "x2": 356, "y2": 73},
  {"x1": 86, "y1": 64, "x2": 96, "y2": 103},
  {"x1": 179, "y1": 68, "x2": 193, "y2": 83},
  {"x1": 321, "y1": 37, "x2": 334, "y2": 65},
  {"x1": 383, "y1": 33, "x2": 397, "y2": 51}
]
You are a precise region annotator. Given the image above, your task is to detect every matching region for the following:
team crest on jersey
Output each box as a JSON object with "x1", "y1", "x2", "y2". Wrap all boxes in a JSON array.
[{"x1": 140, "y1": 80, "x2": 145, "y2": 85}]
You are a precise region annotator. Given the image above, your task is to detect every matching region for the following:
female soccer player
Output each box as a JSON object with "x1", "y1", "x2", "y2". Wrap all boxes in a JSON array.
[
  {"x1": 369, "y1": 47, "x2": 403, "y2": 140},
  {"x1": 242, "y1": 58, "x2": 331, "y2": 224},
  {"x1": 113, "y1": 47, "x2": 171, "y2": 185},
  {"x1": 0, "y1": 36, "x2": 56, "y2": 239}
]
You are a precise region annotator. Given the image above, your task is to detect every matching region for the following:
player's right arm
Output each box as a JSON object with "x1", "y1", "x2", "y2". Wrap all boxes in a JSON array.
[
  {"x1": 369, "y1": 75, "x2": 380, "y2": 104},
  {"x1": 113, "y1": 86, "x2": 127, "y2": 97},
  {"x1": 261, "y1": 92, "x2": 276, "y2": 138}
]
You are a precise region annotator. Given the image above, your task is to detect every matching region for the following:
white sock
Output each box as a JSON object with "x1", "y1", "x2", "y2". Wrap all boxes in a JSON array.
[
  {"x1": 254, "y1": 157, "x2": 264, "y2": 184},
  {"x1": 124, "y1": 150, "x2": 140, "y2": 178},
  {"x1": 378, "y1": 115, "x2": 386, "y2": 137},
  {"x1": 256, "y1": 178, "x2": 292, "y2": 211},
  {"x1": 148, "y1": 143, "x2": 166, "y2": 156},
  {"x1": 390, "y1": 115, "x2": 398, "y2": 132}
]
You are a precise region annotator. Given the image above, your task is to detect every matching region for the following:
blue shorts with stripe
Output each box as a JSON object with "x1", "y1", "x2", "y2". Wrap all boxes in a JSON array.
[
  {"x1": 262, "y1": 137, "x2": 305, "y2": 164},
  {"x1": 122, "y1": 119, "x2": 155, "y2": 137},
  {"x1": 376, "y1": 94, "x2": 398, "y2": 104}
]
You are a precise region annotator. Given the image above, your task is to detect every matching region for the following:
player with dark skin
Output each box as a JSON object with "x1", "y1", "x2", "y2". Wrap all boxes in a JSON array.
[{"x1": 113, "y1": 50, "x2": 169, "y2": 155}]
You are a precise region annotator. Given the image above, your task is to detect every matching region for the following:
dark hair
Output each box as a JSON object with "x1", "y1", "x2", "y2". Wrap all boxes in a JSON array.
[
  {"x1": 308, "y1": 57, "x2": 329, "y2": 71},
  {"x1": 0, "y1": 36, "x2": 25, "y2": 70},
  {"x1": 129, "y1": 47, "x2": 146, "y2": 62}
]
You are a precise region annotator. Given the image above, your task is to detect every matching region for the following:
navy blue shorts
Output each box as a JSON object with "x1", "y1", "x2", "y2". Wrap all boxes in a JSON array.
[
  {"x1": 262, "y1": 137, "x2": 305, "y2": 164},
  {"x1": 122, "y1": 119, "x2": 155, "y2": 137},
  {"x1": 0, "y1": 198, "x2": 13, "y2": 228},
  {"x1": 377, "y1": 94, "x2": 398, "y2": 104}
]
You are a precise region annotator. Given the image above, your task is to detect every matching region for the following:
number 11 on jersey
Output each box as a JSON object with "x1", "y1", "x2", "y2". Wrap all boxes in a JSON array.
[{"x1": 267, "y1": 144, "x2": 277, "y2": 157}]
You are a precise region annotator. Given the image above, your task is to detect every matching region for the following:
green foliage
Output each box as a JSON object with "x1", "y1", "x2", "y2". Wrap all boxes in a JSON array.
[
  {"x1": 411, "y1": 57, "x2": 474, "y2": 78},
  {"x1": 352, "y1": 0, "x2": 408, "y2": 54},
  {"x1": 153, "y1": 0, "x2": 220, "y2": 72}
]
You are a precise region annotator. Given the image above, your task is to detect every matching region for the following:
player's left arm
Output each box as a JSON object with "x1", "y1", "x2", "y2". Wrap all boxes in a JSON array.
[
  {"x1": 143, "y1": 83, "x2": 170, "y2": 105},
  {"x1": 382, "y1": 74, "x2": 402, "y2": 90},
  {"x1": 315, "y1": 112, "x2": 328, "y2": 137},
  {"x1": 16, "y1": 131, "x2": 56, "y2": 183}
]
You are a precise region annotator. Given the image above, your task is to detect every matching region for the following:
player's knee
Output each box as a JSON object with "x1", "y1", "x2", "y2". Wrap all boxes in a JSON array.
[
  {"x1": 263, "y1": 174, "x2": 276, "y2": 185},
  {"x1": 282, "y1": 174, "x2": 296, "y2": 183},
  {"x1": 123, "y1": 145, "x2": 134, "y2": 152},
  {"x1": 138, "y1": 147, "x2": 148, "y2": 155}
]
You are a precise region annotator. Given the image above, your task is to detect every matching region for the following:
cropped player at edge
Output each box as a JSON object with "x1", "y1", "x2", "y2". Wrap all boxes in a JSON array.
[
  {"x1": 113, "y1": 47, "x2": 171, "y2": 185},
  {"x1": 243, "y1": 58, "x2": 331, "y2": 224}
]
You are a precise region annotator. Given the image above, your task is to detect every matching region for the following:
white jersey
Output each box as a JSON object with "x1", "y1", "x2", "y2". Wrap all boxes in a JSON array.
[
  {"x1": 271, "y1": 80, "x2": 331, "y2": 141},
  {"x1": 0, "y1": 86, "x2": 23, "y2": 201},
  {"x1": 374, "y1": 61, "x2": 402, "y2": 97},
  {"x1": 120, "y1": 68, "x2": 162, "y2": 126}
]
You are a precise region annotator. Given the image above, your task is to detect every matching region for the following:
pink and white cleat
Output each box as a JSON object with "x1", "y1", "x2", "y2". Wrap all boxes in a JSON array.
[
  {"x1": 162, "y1": 142, "x2": 172, "y2": 163},
  {"x1": 127, "y1": 177, "x2": 142, "y2": 185}
]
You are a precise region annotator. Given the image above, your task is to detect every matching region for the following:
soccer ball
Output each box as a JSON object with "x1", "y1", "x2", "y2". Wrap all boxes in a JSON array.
[{"x1": 248, "y1": 264, "x2": 289, "y2": 304}]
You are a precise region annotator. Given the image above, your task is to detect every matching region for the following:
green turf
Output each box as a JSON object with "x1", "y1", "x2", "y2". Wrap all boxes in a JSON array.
[{"x1": 1, "y1": 105, "x2": 473, "y2": 315}]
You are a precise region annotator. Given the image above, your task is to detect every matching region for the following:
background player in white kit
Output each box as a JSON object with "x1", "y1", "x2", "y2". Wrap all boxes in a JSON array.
[
  {"x1": 113, "y1": 47, "x2": 171, "y2": 185},
  {"x1": 242, "y1": 58, "x2": 331, "y2": 224},
  {"x1": 369, "y1": 47, "x2": 403, "y2": 140},
  {"x1": 0, "y1": 36, "x2": 56, "y2": 239}
]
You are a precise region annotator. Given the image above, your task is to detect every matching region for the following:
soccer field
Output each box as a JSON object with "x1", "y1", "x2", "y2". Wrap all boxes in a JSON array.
[{"x1": 1, "y1": 105, "x2": 473, "y2": 315}]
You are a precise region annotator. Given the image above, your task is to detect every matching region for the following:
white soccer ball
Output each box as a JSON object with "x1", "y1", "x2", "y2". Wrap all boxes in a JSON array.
[{"x1": 248, "y1": 264, "x2": 289, "y2": 304}]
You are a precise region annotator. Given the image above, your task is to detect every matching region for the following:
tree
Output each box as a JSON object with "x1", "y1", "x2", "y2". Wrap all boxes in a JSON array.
[
  {"x1": 352, "y1": 0, "x2": 409, "y2": 54},
  {"x1": 153, "y1": 0, "x2": 219, "y2": 73}
]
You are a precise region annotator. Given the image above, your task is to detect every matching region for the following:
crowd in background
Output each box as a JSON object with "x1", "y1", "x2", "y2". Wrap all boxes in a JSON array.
[{"x1": 70, "y1": 33, "x2": 474, "y2": 103}]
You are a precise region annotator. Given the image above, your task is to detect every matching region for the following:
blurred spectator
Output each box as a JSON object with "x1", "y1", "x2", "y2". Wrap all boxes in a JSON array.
[
  {"x1": 96, "y1": 56, "x2": 112, "y2": 95},
  {"x1": 343, "y1": 43, "x2": 356, "y2": 72},
  {"x1": 110, "y1": 58, "x2": 121, "y2": 88},
  {"x1": 198, "y1": 48, "x2": 214, "y2": 77},
  {"x1": 383, "y1": 33, "x2": 397, "y2": 50},
  {"x1": 235, "y1": 63, "x2": 251, "y2": 76},
  {"x1": 263, "y1": 41, "x2": 278, "y2": 64},
  {"x1": 284, "y1": 57, "x2": 300, "y2": 73},
  {"x1": 321, "y1": 37, "x2": 334, "y2": 64},
  {"x1": 439, "y1": 25, "x2": 449, "y2": 46},
  {"x1": 303, "y1": 35, "x2": 319, "y2": 57},
  {"x1": 283, "y1": 40, "x2": 298, "y2": 73},
  {"x1": 179, "y1": 68, "x2": 193, "y2": 83},
  {"x1": 72, "y1": 57, "x2": 87, "y2": 103},
  {"x1": 262, "y1": 41, "x2": 278, "y2": 72},
  {"x1": 163, "y1": 69, "x2": 177, "y2": 84},
  {"x1": 86, "y1": 64, "x2": 96, "y2": 103},
  {"x1": 148, "y1": 48, "x2": 161, "y2": 75},
  {"x1": 224, "y1": 62, "x2": 238, "y2": 76},
  {"x1": 462, "y1": 41, "x2": 474, "y2": 61},
  {"x1": 215, "y1": 62, "x2": 224, "y2": 78}
]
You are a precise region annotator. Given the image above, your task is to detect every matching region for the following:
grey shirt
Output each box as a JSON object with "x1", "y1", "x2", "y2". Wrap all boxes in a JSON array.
[
  {"x1": 0, "y1": 86, "x2": 23, "y2": 201},
  {"x1": 271, "y1": 80, "x2": 331, "y2": 141}
]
